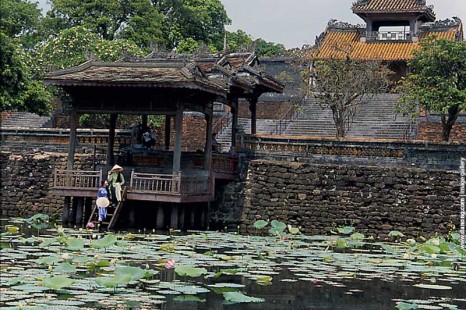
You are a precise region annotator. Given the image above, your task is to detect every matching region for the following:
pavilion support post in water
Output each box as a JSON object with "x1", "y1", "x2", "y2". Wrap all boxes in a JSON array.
[
  {"x1": 106, "y1": 114, "x2": 118, "y2": 166},
  {"x1": 164, "y1": 115, "x2": 171, "y2": 150},
  {"x1": 204, "y1": 109, "x2": 213, "y2": 171},
  {"x1": 172, "y1": 105, "x2": 183, "y2": 174},
  {"x1": 230, "y1": 97, "x2": 239, "y2": 152},
  {"x1": 156, "y1": 206, "x2": 165, "y2": 230},
  {"x1": 67, "y1": 110, "x2": 79, "y2": 170},
  {"x1": 64, "y1": 110, "x2": 78, "y2": 226},
  {"x1": 170, "y1": 205, "x2": 179, "y2": 229},
  {"x1": 248, "y1": 96, "x2": 258, "y2": 135},
  {"x1": 75, "y1": 197, "x2": 84, "y2": 226}
]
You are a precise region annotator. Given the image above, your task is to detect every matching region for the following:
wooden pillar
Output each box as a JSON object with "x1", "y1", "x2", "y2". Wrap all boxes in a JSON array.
[
  {"x1": 248, "y1": 96, "x2": 258, "y2": 135},
  {"x1": 84, "y1": 197, "x2": 93, "y2": 225},
  {"x1": 199, "y1": 206, "x2": 206, "y2": 229},
  {"x1": 107, "y1": 114, "x2": 118, "y2": 166},
  {"x1": 62, "y1": 196, "x2": 71, "y2": 225},
  {"x1": 172, "y1": 105, "x2": 183, "y2": 174},
  {"x1": 128, "y1": 206, "x2": 135, "y2": 228},
  {"x1": 170, "y1": 205, "x2": 179, "y2": 229},
  {"x1": 142, "y1": 115, "x2": 148, "y2": 128},
  {"x1": 179, "y1": 207, "x2": 185, "y2": 230},
  {"x1": 75, "y1": 197, "x2": 84, "y2": 226},
  {"x1": 164, "y1": 115, "x2": 171, "y2": 150},
  {"x1": 190, "y1": 209, "x2": 196, "y2": 229},
  {"x1": 67, "y1": 110, "x2": 79, "y2": 170},
  {"x1": 204, "y1": 112, "x2": 213, "y2": 171},
  {"x1": 69, "y1": 197, "x2": 78, "y2": 226},
  {"x1": 231, "y1": 97, "x2": 239, "y2": 152},
  {"x1": 156, "y1": 206, "x2": 165, "y2": 230}
]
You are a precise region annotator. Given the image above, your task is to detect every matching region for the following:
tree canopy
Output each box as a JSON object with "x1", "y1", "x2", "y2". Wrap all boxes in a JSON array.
[
  {"x1": 2, "y1": 0, "x2": 289, "y2": 116},
  {"x1": 397, "y1": 38, "x2": 466, "y2": 141}
]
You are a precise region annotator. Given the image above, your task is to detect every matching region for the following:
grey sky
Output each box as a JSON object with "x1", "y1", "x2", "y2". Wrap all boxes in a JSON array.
[
  {"x1": 35, "y1": 0, "x2": 465, "y2": 49},
  {"x1": 221, "y1": 0, "x2": 466, "y2": 48}
]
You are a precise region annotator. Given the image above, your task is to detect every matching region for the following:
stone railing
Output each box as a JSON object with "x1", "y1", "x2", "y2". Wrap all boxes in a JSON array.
[{"x1": 240, "y1": 135, "x2": 466, "y2": 170}]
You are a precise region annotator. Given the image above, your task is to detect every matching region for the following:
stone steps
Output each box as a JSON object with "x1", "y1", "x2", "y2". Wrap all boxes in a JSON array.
[{"x1": 1, "y1": 112, "x2": 52, "y2": 128}]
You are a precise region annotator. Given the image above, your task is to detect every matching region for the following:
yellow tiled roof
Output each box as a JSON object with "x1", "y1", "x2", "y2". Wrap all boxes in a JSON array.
[
  {"x1": 314, "y1": 29, "x2": 459, "y2": 61},
  {"x1": 352, "y1": 0, "x2": 430, "y2": 13}
]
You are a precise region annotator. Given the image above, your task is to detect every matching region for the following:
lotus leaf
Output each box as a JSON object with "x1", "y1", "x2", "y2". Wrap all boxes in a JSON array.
[
  {"x1": 287, "y1": 225, "x2": 300, "y2": 235},
  {"x1": 253, "y1": 220, "x2": 269, "y2": 230},
  {"x1": 91, "y1": 234, "x2": 118, "y2": 249},
  {"x1": 271, "y1": 220, "x2": 287, "y2": 231},
  {"x1": 256, "y1": 275, "x2": 273, "y2": 285},
  {"x1": 350, "y1": 233, "x2": 365, "y2": 240},
  {"x1": 174, "y1": 295, "x2": 206, "y2": 302},
  {"x1": 95, "y1": 274, "x2": 132, "y2": 288},
  {"x1": 35, "y1": 256, "x2": 59, "y2": 266},
  {"x1": 389, "y1": 231, "x2": 405, "y2": 238},
  {"x1": 175, "y1": 265, "x2": 208, "y2": 277},
  {"x1": 54, "y1": 262, "x2": 77, "y2": 273},
  {"x1": 65, "y1": 238, "x2": 85, "y2": 251},
  {"x1": 42, "y1": 275, "x2": 74, "y2": 290},
  {"x1": 223, "y1": 291, "x2": 265, "y2": 303},
  {"x1": 5, "y1": 225, "x2": 20, "y2": 234},
  {"x1": 115, "y1": 266, "x2": 147, "y2": 281},
  {"x1": 7, "y1": 276, "x2": 26, "y2": 286},
  {"x1": 413, "y1": 284, "x2": 452, "y2": 290},
  {"x1": 396, "y1": 301, "x2": 418, "y2": 310},
  {"x1": 337, "y1": 226, "x2": 355, "y2": 235},
  {"x1": 72, "y1": 256, "x2": 92, "y2": 264}
]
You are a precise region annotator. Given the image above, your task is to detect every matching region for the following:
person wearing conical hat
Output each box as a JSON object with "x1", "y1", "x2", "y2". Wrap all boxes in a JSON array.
[
  {"x1": 107, "y1": 164, "x2": 125, "y2": 206},
  {"x1": 96, "y1": 180, "x2": 110, "y2": 222}
]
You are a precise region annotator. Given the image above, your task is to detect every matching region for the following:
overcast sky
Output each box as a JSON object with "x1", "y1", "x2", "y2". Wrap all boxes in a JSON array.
[
  {"x1": 221, "y1": 0, "x2": 466, "y2": 48},
  {"x1": 36, "y1": 0, "x2": 465, "y2": 49}
]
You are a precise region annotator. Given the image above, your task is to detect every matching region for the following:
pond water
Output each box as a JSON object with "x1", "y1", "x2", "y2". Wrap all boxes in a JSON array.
[{"x1": 1, "y1": 216, "x2": 465, "y2": 310}]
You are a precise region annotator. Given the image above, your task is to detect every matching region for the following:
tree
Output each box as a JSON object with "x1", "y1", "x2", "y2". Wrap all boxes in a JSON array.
[
  {"x1": 254, "y1": 38, "x2": 286, "y2": 57},
  {"x1": 306, "y1": 46, "x2": 391, "y2": 138},
  {"x1": 397, "y1": 38, "x2": 466, "y2": 141},
  {"x1": 153, "y1": 0, "x2": 230, "y2": 51},
  {"x1": 225, "y1": 30, "x2": 253, "y2": 53},
  {"x1": 0, "y1": 32, "x2": 51, "y2": 114},
  {"x1": 31, "y1": 26, "x2": 145, "y2": 78},
  {"x1": 41, "y1": 0, "x2": 163, "y2": 48},
  {"x1": 0, "y1": 0, "x2": 42, "y2": 48}
]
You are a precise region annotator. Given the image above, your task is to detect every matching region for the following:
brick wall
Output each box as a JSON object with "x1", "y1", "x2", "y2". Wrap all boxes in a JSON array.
[
  {"x1": 417, "y1": 122, "x2": 466, "y2": 143},
  {"x1": 238, "y1": 100, "x2": 294, "y2": 119}
]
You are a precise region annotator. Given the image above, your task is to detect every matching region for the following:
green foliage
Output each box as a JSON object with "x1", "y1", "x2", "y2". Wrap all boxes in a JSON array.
[
  {"x1": 253, "y1": 220, "x2": 268, "y2": 230},
  {"x1": 0, "y1": 32, "x2": 51, "y2": 114},
  {"x1": 223, "y1": 291, "x2": 265, "y2": 303},
  {"x1": 336, "y1": 226, "x2": 355, "y2": 235},
  {"x1": 91, "y1": 233, "x2": 118, "y2": 249},
  {"x1": 0, "y1": 0, "x2": 42, "y2": 48},
  {"x1": 42, "y1": 275, "x2": 74, "y2": 290},
  {"x1": 176, "y1": 37, "x2": 200, "y2": 54},
  {"x1": 95, "y1": 274, "x2": 132, "y2": 288},
  {"x1": 397, "y1": 38, "x2": 466, "y2": 141},
  {"x1": 32, "y1": 26, "x2": 145, "y2": 78},
  {"x1": 254, "y1": 38, "x2": 286, "y2": 57},
  {"x1": 175, "y1": 265, "x2": 208, "y2": 278},
  {"x1": 226, "y1": 30, "x2": 253, "y2": 53},
  {"x1": 155, "y1": 0, "x2": 231, "y2": 51},
  {"x1": 42, "y1": 0, "x2": 163, "y2": 46}
]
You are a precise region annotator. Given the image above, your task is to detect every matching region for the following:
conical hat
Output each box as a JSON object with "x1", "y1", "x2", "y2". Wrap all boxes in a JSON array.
[
  {"x1": 96, "y1": 197, "x2": 110, "y2": 208},
  {"x1": 110, "y1": 164, "x2": 123, "y2": 172}
]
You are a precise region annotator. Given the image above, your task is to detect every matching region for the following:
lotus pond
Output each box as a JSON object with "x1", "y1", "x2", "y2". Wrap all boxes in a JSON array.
[{"x1": 1, "y1": 215, "x2": 465, "y2": 310}]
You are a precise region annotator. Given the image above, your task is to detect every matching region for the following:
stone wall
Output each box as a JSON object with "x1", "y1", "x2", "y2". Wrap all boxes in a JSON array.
[
  {"x1": 238, "y1": 160, "x2": 460, "y2": 240},
  {"x1": 0, "y1": 152, "x2": 99, "y2": 217}
]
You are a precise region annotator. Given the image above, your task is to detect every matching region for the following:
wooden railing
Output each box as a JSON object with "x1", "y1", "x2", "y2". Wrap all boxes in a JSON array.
[
  {"x1": 212, "y1": 154, "x2": 238, "y2": 174},
  {"x1": 130, "y1": 171, "x2": 181, "y2": 194},
  {"x1": 54, "y1": 169, "x2": 102, "y2": 189},
  {"x1": 181, "y1": 175, "x2": 212, "y2": 196}
]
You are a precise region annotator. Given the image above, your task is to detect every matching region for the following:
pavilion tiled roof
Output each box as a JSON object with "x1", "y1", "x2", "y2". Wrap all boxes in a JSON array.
[
  {"x1": 352, "y1": 0, "x2": 434, "y2": 15},
  {"x1": 313, "y1": 19, "x2": 463, "y2": 61}
]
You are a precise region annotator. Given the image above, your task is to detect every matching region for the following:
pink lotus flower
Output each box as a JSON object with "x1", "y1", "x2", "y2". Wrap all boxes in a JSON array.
[
  {"x1": 86, "y1": 222, "x2": 95, "y2": 229},
  {"x1": 165, "y1": 259, "x2": 176, "y2": 269}
]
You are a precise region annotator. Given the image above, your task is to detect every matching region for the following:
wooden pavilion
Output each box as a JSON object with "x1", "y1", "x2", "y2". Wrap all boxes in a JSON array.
[{"x1": 43, "y1": 52, "x2": 283, "y2": 229}]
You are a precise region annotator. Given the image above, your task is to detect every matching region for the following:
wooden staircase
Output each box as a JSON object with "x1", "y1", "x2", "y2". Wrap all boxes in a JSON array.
[{"x1": 86, "y1": 187, "x2": 128, "y2": 231}]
